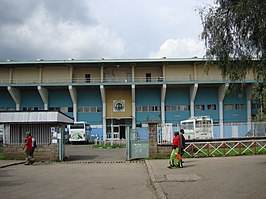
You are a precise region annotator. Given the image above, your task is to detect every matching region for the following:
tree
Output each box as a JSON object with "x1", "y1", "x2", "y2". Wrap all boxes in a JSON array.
[{"x1": 199, "y1": 0, "x2": 266, "y2": 121}]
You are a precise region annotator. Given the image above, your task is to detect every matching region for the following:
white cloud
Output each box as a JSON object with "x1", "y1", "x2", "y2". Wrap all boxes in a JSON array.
[
  {"x1": 150, "y1": 38, "x2": 205, "y2": 58},
  {"x1": 0, "y1": 2, "x2": 124, "y2": 60}
]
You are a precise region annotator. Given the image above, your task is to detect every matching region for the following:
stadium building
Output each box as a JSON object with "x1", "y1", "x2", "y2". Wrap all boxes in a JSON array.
[{"x1": 0, "y1": 58, "x2": 258, "y2": 140}]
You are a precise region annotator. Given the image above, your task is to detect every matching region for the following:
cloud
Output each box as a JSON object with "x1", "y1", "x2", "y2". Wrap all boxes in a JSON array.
[
  {"x1": 150, "y1": 38, "x2": 205, "y2": 58},
  {"x1": 0, "y1": 0, "x2": 124, "y2": 60}
]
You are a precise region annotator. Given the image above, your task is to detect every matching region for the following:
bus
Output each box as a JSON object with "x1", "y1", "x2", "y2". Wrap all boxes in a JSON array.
[
  {"x1": 180, "y1": 116, "x2": 213, "y2": 140},
  {"x1": 68, "y1": 122, "x2": 91, "y2": 144}
]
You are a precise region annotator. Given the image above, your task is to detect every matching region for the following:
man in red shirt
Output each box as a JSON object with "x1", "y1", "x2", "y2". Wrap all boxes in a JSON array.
[
  {"x1": 168, "y1": 131, "x2": 183, "y2": 168},
  {"x1": 23, "y1": 132, "x2": 33, "y2": 165}
]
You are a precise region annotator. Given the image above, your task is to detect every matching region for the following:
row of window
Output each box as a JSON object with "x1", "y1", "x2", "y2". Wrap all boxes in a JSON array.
[
  {"x1": 0, "y1": 103, "x2": 249, "y2": 112},
  {"x1": 78, "y1": 106, "x2": 102, "y2": 113}
]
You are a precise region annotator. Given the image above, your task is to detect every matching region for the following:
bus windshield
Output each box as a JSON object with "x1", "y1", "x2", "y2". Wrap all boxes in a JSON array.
[{"x1": 70, "y1": 124, "x2": 84, "y2": 129}]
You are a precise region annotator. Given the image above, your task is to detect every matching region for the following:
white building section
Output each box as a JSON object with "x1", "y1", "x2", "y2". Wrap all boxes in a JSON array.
[
  {"x1": 218, "y1": 83, "x2": 229, "y2": 138},
  {"x1": 69, "y1": 85, "x2": 77, "y2": 122},
  {"x1": 161, "y1": 84, "x2": 167, "y2": 125}
]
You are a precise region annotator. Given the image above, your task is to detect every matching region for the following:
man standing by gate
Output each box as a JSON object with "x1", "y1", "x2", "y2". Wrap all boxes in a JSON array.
[{"x1": 23, "y1": 132, "x2": 33, "y2": 165}]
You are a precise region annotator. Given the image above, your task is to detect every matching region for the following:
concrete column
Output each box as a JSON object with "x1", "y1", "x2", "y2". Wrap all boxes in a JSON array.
[
  {"x1": 131, "y1": 64, "x2": 135, "y2": 82},
  {"x1": 162, "y1": 64, "x2": 166, "y2": 81},
  {"x1": 7, "y1": 86, "x2": 20, "y2": 110},
  {"x1": 38, "y1": 66, "x2": 43, "y2": 83},
  {"x1": 69, "y1": 85, "x2": 77, "y2": 122},
  {"x1": 100, "y1": 85, "x2": 106, "y2": 140},
  {"x1": 193, "y1": 63, "x2": 197, "y2": 81},
  {"x1": 69, "y1": 65, "x2": 73, "y2": 83},
  {"x1": 100, "y1": 65, "x2": 104, "y2": 82},
  {"x1": 218, "y1": 83, "x2": 229, "y2": 138},
  {"x1": 246, "y1": 85, "x2": 253, "y2": 131},
  {"x1": 161, "y1": 84, "x2": 167, "y2": 125},
  {"x1": 37, "y1": 86, "x2": 48, "y2": 110},
  {"x1": 9, "y1": 67, "x2": 13, "y2": 84},
  {"x1": 190, "y1": 84, "x2": 198, "y2": 117},
  {"x1": 131, "y1": 84, "x2": 136, "y2": 129}
]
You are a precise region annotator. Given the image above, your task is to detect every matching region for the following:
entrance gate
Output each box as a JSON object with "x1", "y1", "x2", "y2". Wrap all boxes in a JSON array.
[{"x1": 126, "y1": 127, "x2": 149, "y2": 160}]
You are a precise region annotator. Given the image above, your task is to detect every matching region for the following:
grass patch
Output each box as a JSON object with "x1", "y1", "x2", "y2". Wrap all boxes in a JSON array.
[{"x1": 93, "y1": 143, "x2": 126, "y2": 149}]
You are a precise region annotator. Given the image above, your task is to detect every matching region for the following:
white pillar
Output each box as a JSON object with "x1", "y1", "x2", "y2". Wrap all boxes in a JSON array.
[
  {"x1": 7, "y1": 86, "x2": 20, "y2": 110},
  {"x1": 218, "y1": 83, "x2": 229, "y2": 138},
  {"x1": 37, "y1": 86, "x2": 48, "y2": 110},
  {"x1": 100, "y1": 85, "x2": 106, "y2": 141},
  {"x1": 246, "y1": 85, "x2": 253, "y2": 131},
  {"x1": 69, "y1": 85, "x2": 77, "y2": 122},
  {"x1": 190, "y1": 84, "x2": 198, "y2": 117},
  {"x1": 131, "y1": 64, "x2": 135, "y2": 83},
  {"x1": 132, "y1": 85, "x2": 136, "y2": 129},
  {"x1": 100, "y1": 65, "x2": 104, "y2": 82},
  {"x1": 161, "y1": 84, "x2": 167, "y2": 125}
]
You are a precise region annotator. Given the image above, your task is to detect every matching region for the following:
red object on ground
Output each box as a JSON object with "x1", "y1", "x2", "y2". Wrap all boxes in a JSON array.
[{"x1": 176, "y1": 153, "x2": 182, "y2": 161}]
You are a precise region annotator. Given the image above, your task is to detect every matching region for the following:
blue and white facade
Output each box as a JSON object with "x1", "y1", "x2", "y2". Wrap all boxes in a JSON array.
[{"x1": 0, "y1": 58, "x2": 257, "y2": 140}]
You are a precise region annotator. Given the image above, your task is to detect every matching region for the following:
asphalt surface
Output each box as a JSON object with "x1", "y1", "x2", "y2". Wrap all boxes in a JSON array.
[
  {"x1": 147, "y1": 155, "x2": 266, "y2": 199},
  {"x1": 0, "y1": 162, "x2": 156, "y2": 199},
  {"x1": 64, "y1": 144, "x2": 126, "y2": 161}
]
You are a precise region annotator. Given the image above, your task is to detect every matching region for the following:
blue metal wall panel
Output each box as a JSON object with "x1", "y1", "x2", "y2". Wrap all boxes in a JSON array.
[
  {"x1": 195, "y1": 87, "x2": 219, "y2": 122},
  {"x1": 165, "y1": 88, "x2": 190, "y2": 123},
  {"x1": 223, "y1": 94, "x2": 247, "y2": 122},
  {"x1": 78, "y1": 113, "x2": 102, "y2": 124},
  {"x1": 0, "y1": 89, "x2": 16, "y2": 108},
  {"x1": 21, "y1": 89, "x2": 43, "y2": 109},
  {"x1": 136, "y1": 88, "x2": 160, "y2": 105},
  {"x1": 49, "y1": 89, "x2": 72, "y2": 107},
  {"x1": 77, "y1": 88, "x2": 101, "y2": 106},
  {"x1": 136, "y1": 88, "x2": 161, "y2": 123}
]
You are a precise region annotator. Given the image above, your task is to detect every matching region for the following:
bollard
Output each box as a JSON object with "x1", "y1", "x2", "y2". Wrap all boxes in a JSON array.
[
  {"x1": 238, "y1": 142, "x2": 242, "y2": 155},
  {"x1": 254, "y1": 141, "x2": 257, "y2": 154}
]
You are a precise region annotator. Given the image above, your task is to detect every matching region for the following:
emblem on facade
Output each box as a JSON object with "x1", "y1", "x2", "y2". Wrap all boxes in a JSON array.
[{"x1": 113, "y1": 100, "x2": 125, "y2": 112}]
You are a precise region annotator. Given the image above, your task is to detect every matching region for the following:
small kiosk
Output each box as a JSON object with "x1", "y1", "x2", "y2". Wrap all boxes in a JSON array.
[{"x1": 0, "y1": 111, "x2": 73, "y2": 161}]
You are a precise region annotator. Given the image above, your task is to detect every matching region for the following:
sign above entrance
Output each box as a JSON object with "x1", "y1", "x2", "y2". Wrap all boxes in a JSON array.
[{"x1": 113, "y1": 100, "x2": 125, "y2": 112}]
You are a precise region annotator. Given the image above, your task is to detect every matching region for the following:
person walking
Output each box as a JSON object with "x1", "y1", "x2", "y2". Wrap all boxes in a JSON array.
[
  {"x1": 180, "y1": 129, "x2": 186, "y2": 157},
  {"x1": 22, "y1": 132, "x2": 33, "y2": 165},
  {"x1": 168, "y1": 131, "x2": 183, "y2": 168}
]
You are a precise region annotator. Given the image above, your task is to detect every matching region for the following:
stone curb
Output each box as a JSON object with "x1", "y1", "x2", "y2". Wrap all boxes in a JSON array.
[
  {"x1": 0, "y1": 161, "x2": 25, "y2": 169},
  {"x1": 145, "y1": 160, "x2": 167, "y2": 199},
  {"x1": 55, "y1": 160, "x2": 144, "y2": 164}
]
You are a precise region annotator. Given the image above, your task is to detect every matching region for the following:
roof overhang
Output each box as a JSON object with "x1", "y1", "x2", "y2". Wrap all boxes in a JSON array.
[{"x1": 0, "y1": 111, "x2": 74, "y2": 124}]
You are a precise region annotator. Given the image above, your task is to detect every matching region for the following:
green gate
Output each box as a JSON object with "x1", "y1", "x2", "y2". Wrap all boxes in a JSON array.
[{"x1": 126, "y1": 127, "x2": 149, "y2": 160}]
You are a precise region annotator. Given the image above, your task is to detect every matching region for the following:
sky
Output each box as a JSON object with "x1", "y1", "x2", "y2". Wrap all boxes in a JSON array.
[{"x1": 0, "y1": 0, "x2": 214, "y2": 61}]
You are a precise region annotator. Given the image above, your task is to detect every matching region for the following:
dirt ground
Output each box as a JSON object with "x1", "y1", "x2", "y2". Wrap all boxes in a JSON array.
[{"x1": 64, "y1": 144, "x2": 126, "y2": 161}]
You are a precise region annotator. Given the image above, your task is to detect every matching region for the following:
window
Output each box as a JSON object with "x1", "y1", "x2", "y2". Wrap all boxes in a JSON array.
[
  {"x1": 60, "y1": 107, "x2": 68, "y2": 113},
  {"x1": 104, "y1": 73, "x2": 110, "y2": 82},
  {"x1": 68, "y1": 107, "x2": 73, "y2": 112},
  {"x1": 126, "y1": 73, "x2": 132, "y2": 82},
  {"x1": 165, "y1": 105, "x2": 171, "y2": 112},
  {"x1": 0, "y1": 107, "x2": 5, "y2": 111},
  {"x1": 148, "y1": 106, "x2": 154, "y2": 111},
  {"x1": 78, "y1": 107, "x2": 84, "y2": 112},
  {"x1": 196, "y1": 105, "x2": 205, "y2": 111},
  {"x1": 155, "y1": 106, "x2": 161, "y2": 112},
  {"x1": 146, "y1": 73, "x2": 151, "y2": 82},
  {"x1": 90, "y1": 106, "x2": 97, "y2": 112},
  {"x1": 207, "y1": 104, "x2": 216, "y2": 110},
  {"x1": 142, "y1": 106, "x2": 148, "y2": 111},
  {"x1": 7, "y1": 107, "x2": 15, "y2": 111},
  {"x1": 235, "y1": 104, "x2": 244, "y2": 110},
  {"x1": 224, "y1": 104, "x2": 233, "y2": 110},
  {"x1": 22, "y1": 107, "x2": 31, "y2": 111},
  {"x1": 85, "y1": 74, "x2": 91, "y2": 83},
  {"x1": 136, "y1": 106, "x2": 142, "y2": 112},
  {"x1": 171, "y1": 105, "x2": 177, "y2": 111},
  {"x1": 97, "y1": 106, "x2": 102, "y2": 112}
]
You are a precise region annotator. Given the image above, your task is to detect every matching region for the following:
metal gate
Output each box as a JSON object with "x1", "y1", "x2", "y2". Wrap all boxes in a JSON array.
[{"x1": 126, "y1": 127, "x2": 149, "y2": 160}]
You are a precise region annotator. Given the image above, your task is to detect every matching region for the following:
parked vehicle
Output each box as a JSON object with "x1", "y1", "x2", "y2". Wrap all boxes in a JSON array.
[
  {"x1": 180, "y1": 116, "x2": 213, "y2": 139},
  {"x1": 67, "y1": 122, "x2": 91, "y2": 144}
]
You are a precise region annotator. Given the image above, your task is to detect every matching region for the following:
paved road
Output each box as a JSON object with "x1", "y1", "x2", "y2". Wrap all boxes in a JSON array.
[
  {"x1": 0, "y1": 162, "x2": 156, "y2": 199},
  {"x1": 147, "y1": 155, "x2": 266, "y2": 199},
  {"x1": 65, "y1": 144, "x2": 126, "y2": 161}
]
